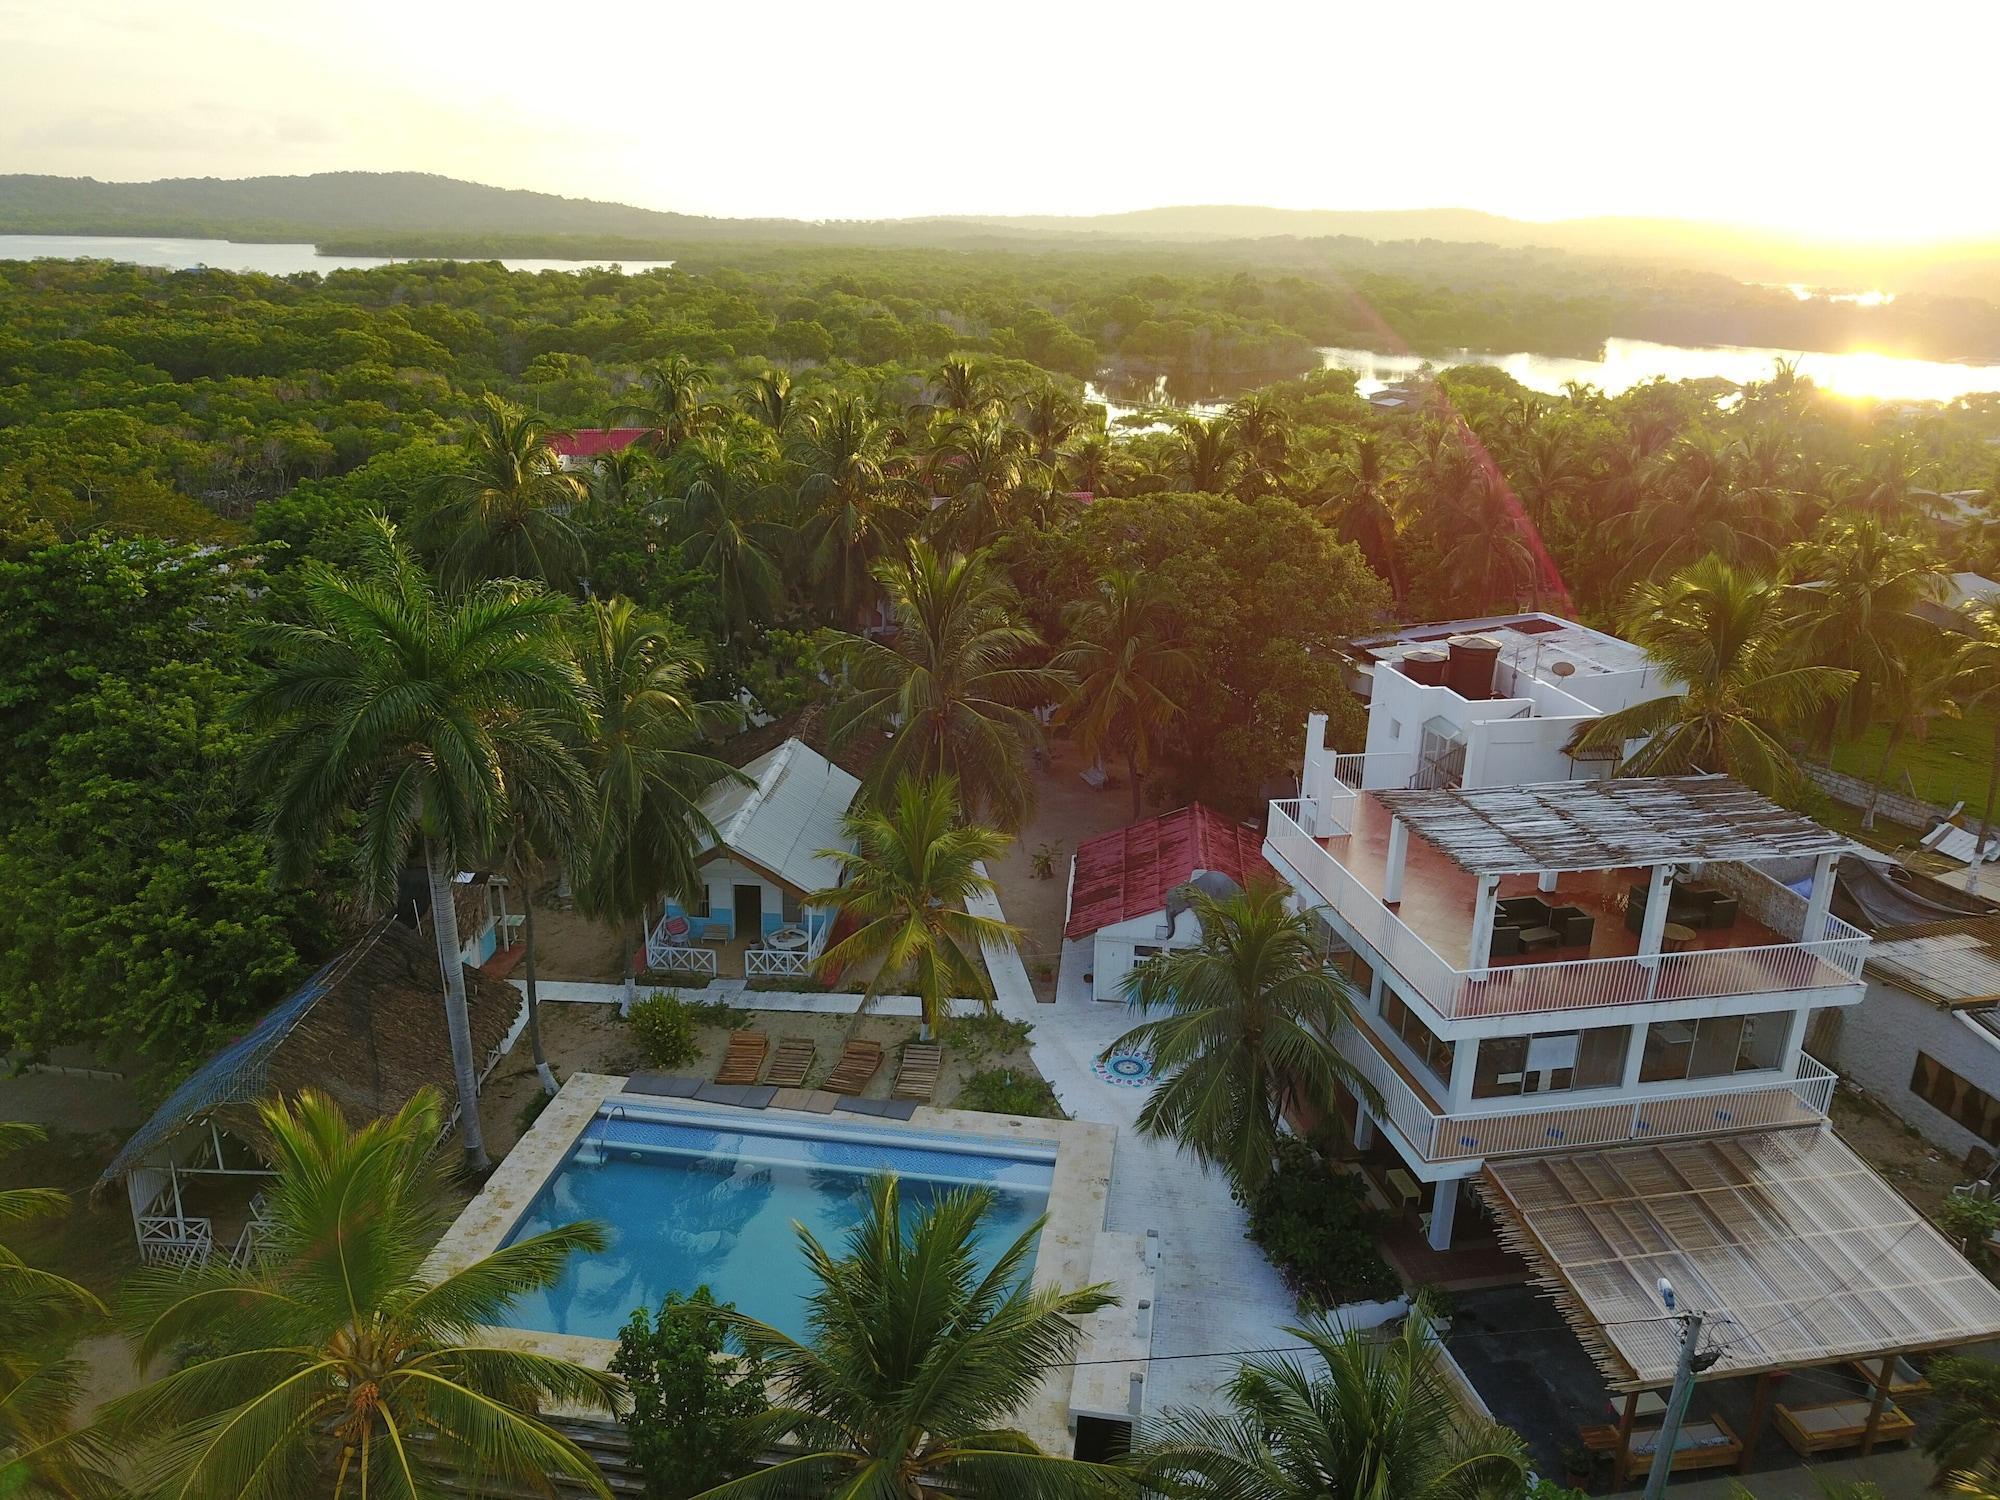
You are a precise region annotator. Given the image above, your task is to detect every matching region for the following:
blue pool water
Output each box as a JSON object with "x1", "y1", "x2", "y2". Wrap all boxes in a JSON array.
[{"x1": 497, "y1": 1108, "x2": 1056, "y2": 1341}]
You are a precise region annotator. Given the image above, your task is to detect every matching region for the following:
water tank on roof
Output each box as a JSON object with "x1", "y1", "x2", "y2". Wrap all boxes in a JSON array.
[
  {"x1": 1445, "y1": 634, "x2": 1503, "y2": 699},
  {"x1": 1401, "y1": 648, "x2": 1449, "y2": 686}
]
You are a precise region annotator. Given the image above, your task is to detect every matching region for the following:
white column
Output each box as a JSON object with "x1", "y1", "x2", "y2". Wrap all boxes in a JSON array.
[
  {"x1": 1302, "y1": 712, "x2": 1329, "y2": 832},
  {"x1": 1447, "y1": 1036, "x2": 1478, "y2": 1111},
  {"x1": 1621, "y1": 1020, "x2": 1648, "y2": 1090},
  {"x1": 1803, "y1": 852, "x2": 1840, "y2": 941},
  {"x1": 1467, "y1": 874, "x2": 1500, "y2": 973},
  {"x1": 1428, "y1": 1180, "x2": 1459, "y2": 1251},
  {"x1": 1637, "y1": 863, "x2": 1673, "y2": 962},
  {"x1": 1353, "y1": 1109, "x2": 1377, "y2": 1151},
  {"x1": 1778, "y1": 1007, "x2": 1810, "y2": 1074},
  {"x1": 1368, "y1": 968, "x2": 1385, "y2": 1015},
  {"x1": 1537, "y1": 869, "x2": 1559, "y2": 893},
  {"x1": 1383, "y1": 817, "x2": 1410, "y2": 904}
]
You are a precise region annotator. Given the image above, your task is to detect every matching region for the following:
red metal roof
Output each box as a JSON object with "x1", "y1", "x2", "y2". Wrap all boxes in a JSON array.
[
  {"x1": 1065, "y1": 803, "x2": 1273, "y2": 939},
  {"x1": 548, "y1": 428, "x2": 652, "y2": 458}
]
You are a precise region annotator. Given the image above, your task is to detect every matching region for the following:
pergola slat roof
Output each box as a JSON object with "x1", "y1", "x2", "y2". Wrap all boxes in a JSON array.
[
  {"x1": 1372, "y1": 775, "x2": 1846, "y2": 876},
  {"x1": 1479, "y1": 1130, "x2": 2000, "y2": 1390}
]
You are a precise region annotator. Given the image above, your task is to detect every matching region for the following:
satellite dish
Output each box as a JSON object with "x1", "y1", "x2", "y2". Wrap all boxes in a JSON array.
[{"x1": 1550, "y1": 660, "x2": 1577, "y2": 678}]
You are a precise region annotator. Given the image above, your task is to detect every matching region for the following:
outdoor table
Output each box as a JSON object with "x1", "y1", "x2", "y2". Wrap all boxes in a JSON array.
[{"x1": 768, "y1": 925, "x2": 809, "y2": 951}]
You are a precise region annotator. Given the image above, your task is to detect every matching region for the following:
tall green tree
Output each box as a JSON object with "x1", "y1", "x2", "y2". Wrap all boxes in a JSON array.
[
  {"x1": 1566, "y1": 556, "x2": 1856, "y2": 798},
  {"x1": 242, "y1": 517, "x2": 586, "y2": 1170},
  {"x1": 1, "y1": 1123, "x2": 112, "y2": 1499},
  {"x1": 420, "y1": 393, "x2": 588, "y2": 589},
  {"x1": 1107, "y1": 883, "x2": 1378, "y2": 1193},
  {"x1": 740, "y1": 370, "x2": 798, "y2": 436},
  {"x1": 1127, "y1": 1315, "x2": 1526, "y2": 1500},
  {"x1": 789, "y1": 397, "x2": 914, "y2": 625},
  {"x1": 657, "y1": 436, "x2": 789, "y2": 644},
  {"x1": 611, "y1": 356, "x2": 714, "y2": 453},
  {"x1": 825, "y1": 542, "x2": 1066, "y2": 831},
  {"x1": 1860, "y1": 637, "x2": 1964, "y2": 830},
  {"x1": 1172, "y1": 416, "x2": 1240, "y2": 494},
  {"x1": 1053, "y1": 569, "x2": 1193, "y2": 819},
  {"x1": 1958, "y1": 598, "x2": 2000, "y2": 860},
  {"x1": 810, "y1": 775, "x2": 1019, "y2": 1039},
  {"x1": 100, "y1": 1090, "x2": 619, "y2": 1500},
  {"x1": 925, "y1": 418, "x2": 1033, "y2": 552},
  {"x1": 570, "y1": 598, "x2": 739, "y2": 1006},
  {"x1": 696, "y1": 1176, "x2": 1124, "y2": 1500}
]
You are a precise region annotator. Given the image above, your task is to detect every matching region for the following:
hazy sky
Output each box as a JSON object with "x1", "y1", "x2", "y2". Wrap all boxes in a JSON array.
[{"x1": 7, "y1": 0, "x2": 1998, "y2": 240}]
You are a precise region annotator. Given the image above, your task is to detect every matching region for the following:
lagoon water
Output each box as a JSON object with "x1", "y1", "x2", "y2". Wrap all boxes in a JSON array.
[{"x1": 0, "y1": 233, "x2": 674, "y2": 277}]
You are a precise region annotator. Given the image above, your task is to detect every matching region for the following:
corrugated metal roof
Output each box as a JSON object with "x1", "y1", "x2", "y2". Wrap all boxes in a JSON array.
[
  {"x1": 1865, "y1": 918, "x2": 2000, "y2": 1009},
  {"x1": 702, "y1": 738, "x2": 860, "y2": 895},
  {"x1": 1066, "y1": 803, "x2": 1272, "y2": 939}
]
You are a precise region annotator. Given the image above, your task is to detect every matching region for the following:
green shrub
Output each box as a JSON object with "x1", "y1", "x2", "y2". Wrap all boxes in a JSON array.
[
  {"x1": 612, "y1": 1287, "x2": 769, "y2": 1499},
  {"x1": 1939, "y1": 1192, "x2": 2000, "y2": 1264},
  {"x1": 950, "y1": 1011, "x2": 1032, "y2": 1064},
  {"x1": 1239, "y1": 1137, "x2": 1399, "y2": 1309},
  {"x1": 626, "y1": 992, "x2": 703, "y2": 1069},
  {"x1": 954, "y1": 1066, "x2": 1064, "y2": 1119}
]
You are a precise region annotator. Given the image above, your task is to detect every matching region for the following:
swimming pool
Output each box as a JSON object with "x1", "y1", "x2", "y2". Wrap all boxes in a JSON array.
[{"x1": 496, "y1": 1104, "x2": 1058, "y2": 1342}]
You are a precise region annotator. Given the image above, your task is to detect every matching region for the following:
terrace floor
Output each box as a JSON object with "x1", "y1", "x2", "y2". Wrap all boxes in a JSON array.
[{"x1": 1323, "y1": 791, "x2": 1786, "y2": 970}]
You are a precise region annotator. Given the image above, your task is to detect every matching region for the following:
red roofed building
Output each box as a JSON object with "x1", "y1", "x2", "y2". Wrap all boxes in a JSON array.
[
  {"x1": 548, "y1": 428, "x2": 653, "y2": 467},
  {"x1": 1065, "y1": 803, "x2": 1273, "y2": 1001}
]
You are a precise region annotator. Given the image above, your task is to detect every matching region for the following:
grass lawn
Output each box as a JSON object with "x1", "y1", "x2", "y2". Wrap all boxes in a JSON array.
[{"x1": 1830, "y1": 700, "x2": 1999, "y2": 815}]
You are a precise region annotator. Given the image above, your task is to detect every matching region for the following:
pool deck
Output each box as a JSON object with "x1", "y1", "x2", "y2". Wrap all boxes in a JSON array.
[{"x1": 422, "y1": 1072, "x2": 1118, "y2": 1454}]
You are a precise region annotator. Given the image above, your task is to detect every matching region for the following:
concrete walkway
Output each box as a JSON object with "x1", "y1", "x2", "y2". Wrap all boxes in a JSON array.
[{"x1": 969, "y1": 868, "x2": 1314, "y2": 1418}]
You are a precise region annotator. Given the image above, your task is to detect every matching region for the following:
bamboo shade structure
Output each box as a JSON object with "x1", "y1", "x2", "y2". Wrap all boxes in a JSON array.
[
  {"x1": 1373, "y1": 776, "x2": 1847, "y2": 876},
  {"x1": 1479, "y1": 1129, "x2": 2000, "y2": 1390}
]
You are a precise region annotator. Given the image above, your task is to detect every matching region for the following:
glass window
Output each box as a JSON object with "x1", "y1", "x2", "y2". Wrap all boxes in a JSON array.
[
  {"x1": 1473, "y1": 1036, "x2": 1529, "y2": 1099},
  {"x1": 1735, "y1": 1012, "x2": 1786, "y2": 1072},
  {"x1": 1474, "y1": 1026, "x2": 1626, "y2": 1099},
  {"x1": 1641, "y1": 1012, "x2": 1789, "y2": 1083},
  {"x1": 1912, "y1": 1052, "x2": 2000, "y2": 1144},
  {"x1": 1575, "y1": 1026, "x2": 1627, "y2": 1088},
  {"x1": 782, "y1": 888, "x2": 803, "y2": 924},
  {"x1": 1381, "y1": 991, "x2": 1454, "y2": 1089},
  {"x1": 690, "y1": 885, "x2": 711, "y2": 918}
]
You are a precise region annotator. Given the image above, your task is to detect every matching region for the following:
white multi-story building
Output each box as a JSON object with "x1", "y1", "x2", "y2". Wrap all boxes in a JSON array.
[{"x1": 1263, "y1": 617, "x2": 1870, "y2": 1251}]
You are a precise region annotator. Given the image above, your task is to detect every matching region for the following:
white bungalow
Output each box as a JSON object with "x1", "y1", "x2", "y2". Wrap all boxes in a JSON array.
[{"x1": 645, "y1": 738, "x2": 860, "y2": 981}]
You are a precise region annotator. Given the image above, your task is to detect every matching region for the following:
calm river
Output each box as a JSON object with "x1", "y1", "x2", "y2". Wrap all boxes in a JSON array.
[{"x1": 0, "y1": 233, "x2": 674, "y2": 276}]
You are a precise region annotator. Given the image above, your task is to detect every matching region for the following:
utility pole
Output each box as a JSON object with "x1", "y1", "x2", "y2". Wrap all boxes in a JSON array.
[{"x1": 1644, "y1": 1279, "x2": 1720, "y2": 1500}]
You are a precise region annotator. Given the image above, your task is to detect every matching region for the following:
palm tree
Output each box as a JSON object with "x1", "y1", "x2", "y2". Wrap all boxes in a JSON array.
[
  {"x1": 824, "y1": 542, "x2": 1068, "y2": 831},
  {"x1": 914, "y1": 357, "x2": 1006, "y2": 422},
  {"x1": 1616, "y1": 428, "x2": 1792, "y2": 584},
  {"x1": 571, "y1": 597, "x2": 741, "y2": 1006},
  {"x1": 421, "y1": 393, "x2": 588, "y2": 589},
  {"x1": 1314, "y1": 434, "x2": 1405, "y2": 600},
  {"x1": 697, "y1": 1175, "x2": 1123, "y2": 1500},
  {"x1": 1860, "y1": 637, "x2": 1963, "y2": 830},
  {"x1": 790, "y1": 397, "x2": 915, "y2": 625},
  {"x1": 925, "y1": 417, "x2": 1033, "y2": 551},
  {"x1": 1926, "y1": 1354, "x2": 2000, "y2": 1485},
  {"x1": 611, "y1": 355, "x2": 713, "y2": 452},
  {"x1": 1053, "y1": 570, "x2": 1193, "y2": 819},
  {"x1": 1017, "y1": 386, "x2": 1086, "y2": 463},
  {"x1": 1061, "y1": 434, "x2": 1136, "y2": 500},
  {"x1": 1958, "y1": 598, "x2": 2000, "y2": 860},
  {"x1": 1566, "y1": 556, "x2": 1856, "y2": 798},
  {"x1": 242, "y1": 517, "x2": 586, "y2": 1171},
  {"x1": 657, "y1": 435, "x2": 789, "y2": 643},
  {"x1": 100, "y1": 1090, "x2": 618, "y2": 1499},
  {"x1": 1127, "y1": 1314, "x2": 1525, "y2": 1500},
  {"x1": 1173, "y1": 416, "x2": 1239, "y2": 494},
  {"x1": 1785, "y1": 515, "x2": 1947, "y2": 742},
  {"x1": 1229, "y1": 395, "x2": 1291, "y2": 499},
  {"x1": 1106, "y1": 884, "x2": 1378, "y2": 1192},
  {"x1": 740, "y1": 369, "x2": 798, "y2": 435},
  {"x1": 811, "y1": 775, "x2": 1019, "y2": 1038},
  {"x1": 2, "y1": 1123, "x2": 111, "y2": 1498},
  {"x1": 1436, "y1": 463, "x2": 1536, "y2": 612}
]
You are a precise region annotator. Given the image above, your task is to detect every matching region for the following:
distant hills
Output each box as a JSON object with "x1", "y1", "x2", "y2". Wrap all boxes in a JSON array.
[{"x1": 4, "y1": 172, "x2": 1998, "y2": 300}]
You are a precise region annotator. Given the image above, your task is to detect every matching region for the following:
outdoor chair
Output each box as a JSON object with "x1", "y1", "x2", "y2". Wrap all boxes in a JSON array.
[
  {"x1": 715, "y1": 1030, "x2": 769, "y2": 1085},
  {"x1": 1488, "y1": 925, "x2": 1522, "y2": 959},
  {"x1": 1548, "y1": 905, "x2": 1594, "y2": 947},
  {"x1": 1703, "y1": 894, "x2": 1739, "y2": 930},
  {"x1": 893, "y1": 1042, "x2": 942, "y2": 1102},
  {"x1": 1497, "y1": 896, "x2": 1551, "y2": 928},
  {"x1": 824, "y1": 1039, "x2": 885, "y2": 1095},
  {"x1": 764, "y1": 1036, "x2": 816, "y2": 1088}
]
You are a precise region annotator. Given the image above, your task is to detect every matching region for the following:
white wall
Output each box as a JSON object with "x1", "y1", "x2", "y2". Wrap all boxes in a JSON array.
[
  {"x1": 1831, "y1": 978, "x2": 2000, "y2": 1162},
  {"x1": 1090, "y1": 907, "x2": 1200, "y2": 1003}
]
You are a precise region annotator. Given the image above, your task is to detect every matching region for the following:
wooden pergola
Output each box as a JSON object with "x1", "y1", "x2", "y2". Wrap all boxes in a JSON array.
[{"x1": 1481, "y1": 1129, "x2": 2000, "y2": 1481}]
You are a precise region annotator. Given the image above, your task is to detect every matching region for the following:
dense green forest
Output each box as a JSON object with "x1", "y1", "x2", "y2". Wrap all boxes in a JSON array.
[{"x1": 1, "y1": 244, "x2": 1998, "y2": 1088}]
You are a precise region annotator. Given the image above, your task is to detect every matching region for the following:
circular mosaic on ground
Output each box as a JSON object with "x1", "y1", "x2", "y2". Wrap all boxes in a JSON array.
[{"x1": 1093, "y1": 1051, "x2": 1154, "y2": 1087}]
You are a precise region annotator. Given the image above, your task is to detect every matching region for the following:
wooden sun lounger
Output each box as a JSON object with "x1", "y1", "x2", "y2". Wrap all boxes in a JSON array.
[
  {"x1": 1583, "y1": 1411, "x2": 1742, "y2": 1481},
  {"x1": 715, "y1": 1030, "x2": 769, "y2": 1086},
  {"x1": 893, "y1": 1042, "x2": 942, "y2": 1102},
  {"x1": 1843, "y1": 1355, "x2": 1929, "y2": 1397},
  {"x1": 824, "y1": 1039, "x2": 884, "y2": 1095},
  {"x1": 1774, "y1": 1397, "x2": 1915, "y2": 1457},
  {"x1": 764, "y1": 1036, "x2": 816, "y2": 1088}
]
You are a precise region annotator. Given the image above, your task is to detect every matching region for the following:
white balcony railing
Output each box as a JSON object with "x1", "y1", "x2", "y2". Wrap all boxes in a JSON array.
[
  {"x1": 1335, "y1": 1023, "x2": 1836, "y2": 1164},
  {"x1": 745, "y1": 947, "x2": 813, "y2": 978},
  {"x1": 643, "y1": 938, "x2": 719, "y2": 977},
  {"x1": 1268, "y1": 799, "x2": 1869, "y2": 1023}
]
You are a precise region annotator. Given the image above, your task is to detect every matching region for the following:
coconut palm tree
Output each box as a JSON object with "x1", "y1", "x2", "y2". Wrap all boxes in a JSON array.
[
  {"x1": 1958, "y1": 598, "x2": 2000, "y2": 860},
  {"x1": 1127, "y1": 1314, "x2": 1526, "y2": 1500},
  {"x1": 696, "y1": 1175, "x2": 1124, "y2": 1500},
  {"x1": 1312, "y1": 435, "x2": 1405, "y2": 601},
  {"x1": 100, "y1": 1090, "x2": 619, "y2": 1500},
  {"x1": 1061, "y1": 434, "x2": 1137, "y2": 500},
  {"x1": 1566, "y1": 556, "x2": 1856, "y2": 798},
  {"x1": 2, "y1": 1123, "x2": 112, "y2": 1499},
  {"x1": 242, "y1": 517, "x2": 586, "y2": 1171},
  {"x1": 1017, "y1": 386, "x2": 1086, "y2": 463},
  {"x1": 810, "y1": 774, "x2": 1019, "y2": 1038},
  {"x1": 1860, "y1": 637, "x2": 1964, "y2": 830},
  {"x1": 420, "y1": 393, "x2": 588, "y2": 589},
  {"x1": 824, "y1": 542, "x2": 1068, "y2": 831},
  {"x1": 1925, "y1": 1354, "x2": 2000, "y2": 1485},
  {"x1": 740, "y1": 369, "x2": 798, "y2": 435},
  {"x1": 657, "y1": 435, "x2": 789, "y2": 644},
  {"x1": 1616, "y1": 429, "x2": 1791, "y2": 585},
  {"x1": 1173, "y1": 416, "x2": 1240, "y2": 494},
  {"x1": 570, "y1": 597, "x2": 741, "y2": 1007},
  {"x1": 611, "y1": 355, "x2": 713, "y2": 453},
  {"x1": 914, "y1": 357, "x2": 1006, "y2": 423},
  {"x1": 1229, "y1": 395, "x2": 1291, "y2": 499},
  {"x1": 1106, "y1": 883, "x2": 1378, "y2": 1192},
  {"x1": 790, "y1": 397, "x2": 916, "y2": 625},
  {"x1": 1436, "y1": 463, "x2": 1536, "y2": 613},
  {"x1": 1785, "y1": 515, "x2": 1948, "y2": 744},
  {"x1": 925, "y1": 417, "x2": 1034, "y2": 551},
  {"x1": 1053, "y1": 569, "x2": 1193, "y2": 819}
]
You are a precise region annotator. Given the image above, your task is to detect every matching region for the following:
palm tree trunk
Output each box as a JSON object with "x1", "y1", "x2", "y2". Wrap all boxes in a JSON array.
[
  {"x1": 1126, "y1": 745, "x2": 1143, "y2": 822},
  {"x1": 426, "y1": 841, "x2": 491, "y2": 1173},
  {"x1": 1862, "y1": 720, "x2": 1907, "y2": 831},
  {"x1": 1975, "y1": 719, "x2": 2000, "y2": 888},
  {"x1": 521, "y1": 880, "x2": 557, "y2": 1097},
  {"x1": 624, "y1": 913, "x2": 642, "y2": 1012}
]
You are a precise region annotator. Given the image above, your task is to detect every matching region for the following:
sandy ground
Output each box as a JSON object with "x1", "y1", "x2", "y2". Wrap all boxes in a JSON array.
[
  {"x1": 988, "y1": 735, "x2": 1146, "y2": 999},
  {"x1": 1832, "y1": 1083, "x2": 1962, "y2": 1218},
  {"x1": 523, "y1": 892, "x2": 632, "y2": 983}
]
